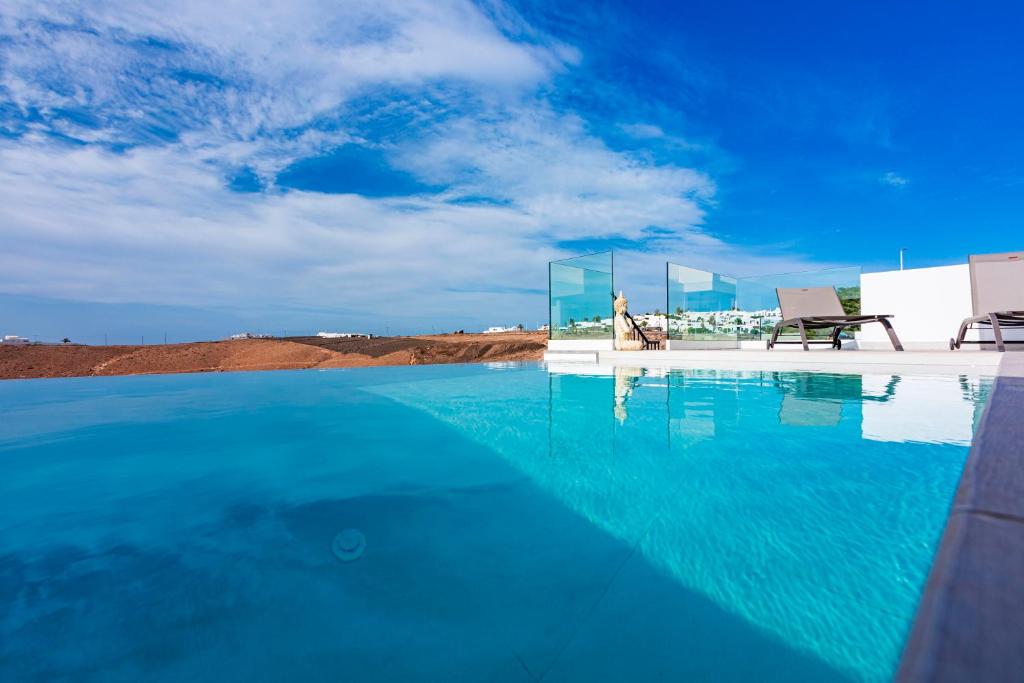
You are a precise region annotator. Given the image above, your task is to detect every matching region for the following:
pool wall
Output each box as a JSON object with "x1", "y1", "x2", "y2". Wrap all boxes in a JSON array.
[{"x1": 896, "y1": 353, "x2": 1024, "y2": 681}]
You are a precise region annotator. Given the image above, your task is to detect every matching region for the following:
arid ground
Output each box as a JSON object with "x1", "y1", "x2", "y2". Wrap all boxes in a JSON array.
[{"x1": 0, "y1": 332, "x2": 546, "y2": 380}]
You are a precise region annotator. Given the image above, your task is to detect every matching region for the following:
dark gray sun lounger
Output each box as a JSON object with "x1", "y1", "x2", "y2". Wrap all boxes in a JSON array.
[
  {"x1": 950, "y1": 251, "x2": 1024, "y2": 352},
  {"x1": 767, "y1": 286, "x2": 903, "y2": 351}
]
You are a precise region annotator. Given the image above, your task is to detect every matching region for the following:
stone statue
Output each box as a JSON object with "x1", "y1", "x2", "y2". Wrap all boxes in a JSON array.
[{"x1": 613, "y1": 291, "x2": 643, "y2": 351}]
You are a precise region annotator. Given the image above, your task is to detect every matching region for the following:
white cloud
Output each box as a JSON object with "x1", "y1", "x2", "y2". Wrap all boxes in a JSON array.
[
  {"x1": 0, "y1": 0, "x2": 827, "y2": 330},
  {"x1": 880, "y1": 171, "x2": 909, "y2": 188},
  {"x1": 0, "y1": 137, "x2": 821, "y2": 325},
  {"x1": 0, "y1": 142, "x2": 555, "y2": 323},
  {"x1": 619, "y1": 123, "x2": 666, "y2": 139},
  {"x1": 1, "y1": 0, "x2": 567, "y2": 145},
  {"x1": 397, "y1": 107, "x2": 714, "y2": 239}
]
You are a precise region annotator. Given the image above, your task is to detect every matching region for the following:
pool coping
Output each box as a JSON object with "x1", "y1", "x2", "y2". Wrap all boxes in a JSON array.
[
  {"x1": 896, "y1": 353, "x2": 1024, "y2": 681},
  {"x1": 544, "y1": 349, "x2": 1005, "y2": 377}
]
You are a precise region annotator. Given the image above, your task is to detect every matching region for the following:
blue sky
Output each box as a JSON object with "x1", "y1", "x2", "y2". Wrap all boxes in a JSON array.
[{"x1": 1, "y1": 1, "x2": 1021, "y2": 340}]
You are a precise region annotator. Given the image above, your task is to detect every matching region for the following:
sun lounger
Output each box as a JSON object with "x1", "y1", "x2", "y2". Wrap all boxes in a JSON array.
[
  {"x1": 767, "y1": 286, "x2": 903, "y2": 351},
  {"x1": 950, "y1": 251, "x2": 1024, "y2": 352}
]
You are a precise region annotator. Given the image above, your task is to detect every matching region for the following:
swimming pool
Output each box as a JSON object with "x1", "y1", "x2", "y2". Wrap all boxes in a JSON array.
[{"x1": 0, "y1": 363, "x2": 991, "y2": 681}]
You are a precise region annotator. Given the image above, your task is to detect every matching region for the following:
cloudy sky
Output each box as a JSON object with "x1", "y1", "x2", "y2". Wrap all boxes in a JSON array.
[{"x1": 2, "y1": 1, "x2": 1022, "y2": 341}]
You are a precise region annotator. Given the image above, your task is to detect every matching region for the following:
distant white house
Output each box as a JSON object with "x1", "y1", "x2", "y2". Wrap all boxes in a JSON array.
[
  {"x1": 317, "y1": 331, "x2": 371, "y2": 339},
  {"x1": 483, "y1": 325, "x2": 523, "y2": 334},
  {"x1": 633, "y1": 314, "x2": 667, "y2": 330},
  {"x1": 1, "y1": 335, "x2": 30, "y2": 345},
  {"x1": 229, "y1": 332, "x2": 272, "y2": 340},
  {"x1": 537, "y1": 324, "x2": 549, "y2": 331}
]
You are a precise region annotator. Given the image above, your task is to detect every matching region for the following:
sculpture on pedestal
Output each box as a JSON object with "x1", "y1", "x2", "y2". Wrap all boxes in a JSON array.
[{"x1": 613, "y1": 291, "x2": 643, "y2": 351}]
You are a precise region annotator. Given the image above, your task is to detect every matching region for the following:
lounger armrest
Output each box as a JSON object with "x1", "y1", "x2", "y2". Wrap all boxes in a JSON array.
[{"x1": 779, "y1": 315, "x2": 893, "y2": 324}]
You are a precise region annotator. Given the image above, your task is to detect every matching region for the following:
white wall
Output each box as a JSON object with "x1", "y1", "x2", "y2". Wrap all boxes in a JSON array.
[
  {"x1": 666, "y1": 339, "x2": 738, "y2": 350},
  {"x1": 547, "y1": 339, "x2": 614, "y2": 351},
  {"x1": 859, "y1": 265, "x2": 970, "y2": 348},
  {"x1": 858, "y1": 263, "x2": 1022, "y2": 349}
]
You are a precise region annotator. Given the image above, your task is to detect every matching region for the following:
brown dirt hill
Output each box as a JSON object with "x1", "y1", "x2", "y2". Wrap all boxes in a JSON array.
[
  {"x1": 0, "y1": 332, "x2": 547, "y2": 380},
  {"x1": 290, "y1": 332, "x2": 546, "y2": 367}
]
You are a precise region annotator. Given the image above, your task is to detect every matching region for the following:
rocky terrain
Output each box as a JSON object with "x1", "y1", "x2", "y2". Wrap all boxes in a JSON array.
[{"x1": 0, "y1": 332, "x2": 547, "y2": 380}]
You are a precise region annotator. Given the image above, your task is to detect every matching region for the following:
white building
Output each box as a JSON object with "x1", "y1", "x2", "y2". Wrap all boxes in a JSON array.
[
  {"x1": 855, "y1": 264, "x2": 1014, "y2": 349},
  {"x1": 317, "y1": 331, "x2": 371, "y2": 339},
  {"x1": 633, "y1": 314, "x2": 667, "y2": 330},
  {"x1": 229, "y1": 332, "x2": 272, "y2": 340},
  {"x1": 1, "y1": 335, "x2": 31, "y2": 345}
]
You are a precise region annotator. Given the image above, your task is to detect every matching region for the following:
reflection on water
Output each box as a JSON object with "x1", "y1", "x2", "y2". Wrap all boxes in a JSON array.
[
  {"x1": 584, "y1": 365, "x2": 988, "y2": 446},
  {"x1": 613, "y1": 365, "x2": 643, "y2": 423},
  {"x1": 0, "y1": 366, "x2": 992, "y2": 683},
  {"x1": 402, "y1": 364, "x2": 992, "y2": 681}
]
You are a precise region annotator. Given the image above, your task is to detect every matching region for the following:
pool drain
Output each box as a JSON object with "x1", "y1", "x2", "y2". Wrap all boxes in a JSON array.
[{"x1": 331, "y1": 529, "x2": 366, "y2": 563}]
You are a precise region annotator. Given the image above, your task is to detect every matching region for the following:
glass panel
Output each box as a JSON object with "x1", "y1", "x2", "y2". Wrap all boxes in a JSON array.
[
  {"x1": 735, "y1": 266, "x2": 862, "y2": 340},
  {"x1": 666, "y1": 263, "x2": 738, "y2": 341},
  {"x1": 549, "y1": 252, "x2": 614, "y2": 340}
]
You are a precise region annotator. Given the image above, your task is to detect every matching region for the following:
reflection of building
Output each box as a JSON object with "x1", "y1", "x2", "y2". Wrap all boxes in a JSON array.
[
  {"x1": 861, "y1": 375, "x2": 983, "y2": 445},
  {"x1": 546, "y1": 365, "x2": 988, "y2": 454}
]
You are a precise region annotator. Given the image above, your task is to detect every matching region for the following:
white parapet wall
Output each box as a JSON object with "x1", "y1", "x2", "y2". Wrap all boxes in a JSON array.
[
  {"x1": 666, "y1": 339, "x2": 738, "y2": 350},
  {"x1": 858, "y1": 264, "x2": 1022, "y2": 349},
  {"x1": 546, "y1": 339, "x2": 615, "y2": 351},
  {"x1": 545, "y1": 338, "x2": 614, "y2": 364}
]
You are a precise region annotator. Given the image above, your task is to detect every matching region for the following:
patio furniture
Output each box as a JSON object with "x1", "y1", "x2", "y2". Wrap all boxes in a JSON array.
[
  {"x1": 950, "y1": 251, "x2": 1024, "y2": 352},
  {"x1": 767, "y1": 286, "x2": 903, "y2": 351}
]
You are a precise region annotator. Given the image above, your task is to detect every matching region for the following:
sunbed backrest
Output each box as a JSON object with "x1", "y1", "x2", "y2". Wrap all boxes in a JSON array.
[
  {"x1": 969, "y1": 251, "x2": 1024, "y2": 315},
  {"x1": 776, "y1": 286, "x2": 846, "y2": 320}
]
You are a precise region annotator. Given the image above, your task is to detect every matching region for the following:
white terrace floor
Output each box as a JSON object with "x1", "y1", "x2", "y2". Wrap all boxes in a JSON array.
[{"x1": 544, "y1": 348, "x2": 1010, "y2": 376}]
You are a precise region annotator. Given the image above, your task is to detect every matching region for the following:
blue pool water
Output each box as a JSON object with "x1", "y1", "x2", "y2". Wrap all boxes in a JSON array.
[{"x1": 0, "y1": 363, "x2": 991, "y2": 682}]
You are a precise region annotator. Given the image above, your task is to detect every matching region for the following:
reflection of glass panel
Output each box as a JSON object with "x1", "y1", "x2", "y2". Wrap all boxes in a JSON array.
[
  {"x1": 549, "y1": 372, "x2": 614, "y2": 458},
  {"x1": 667, "y1": 370, "x2": 741, "y2": 441},
  {"x1": 735, "y1": 266, "x2": 862, "y2": 340},
  {"x1": 779, "y1": 395, "x2": 842, "y2": 426},
  {"x1": 549, "y1": 252, "x2": 613, "y2": 340},
  {"x1": 666, "y1": 263, "x2": 738, "y2": 341}
]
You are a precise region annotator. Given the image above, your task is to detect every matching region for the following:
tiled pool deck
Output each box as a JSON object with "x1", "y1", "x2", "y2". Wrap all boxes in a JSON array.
[{"x1": 545, "y1": 347, "x2": 1024, "y2": 679}]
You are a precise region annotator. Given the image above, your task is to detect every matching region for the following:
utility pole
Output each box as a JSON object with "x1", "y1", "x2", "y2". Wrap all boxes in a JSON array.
[{"x1": 899, "y1": 248, "x2": 907, "y2": 271}]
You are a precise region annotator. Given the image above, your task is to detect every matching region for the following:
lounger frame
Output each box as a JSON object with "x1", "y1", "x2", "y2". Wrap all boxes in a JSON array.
[
  {"x1": 950, "y1": 312, "x2": 1024, "y2": 352},
  {"x1": 767, "y1": 315, "x2": 903, "y2": 351},
  {"x1": 767, "y1": 286, "x2": 903, "y2": 351},
  {"x1": 951, "y1": 251, "x2": 1024, "y2": 353}
]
